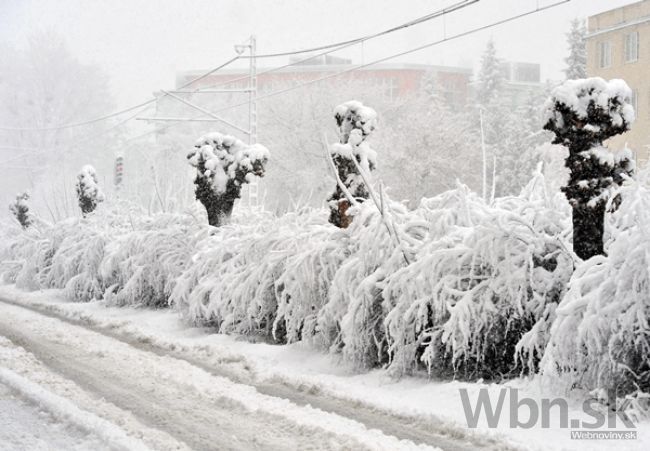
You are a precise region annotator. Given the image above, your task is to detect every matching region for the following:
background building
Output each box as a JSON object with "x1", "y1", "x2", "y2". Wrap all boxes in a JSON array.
[
  {"x1": 177, "y1": 59, "x2": 472, "y2": 107},
  {"x1": 500, "y1": 61, "x2": 543, "y2": 107},
  {"x1": 587, "y1": 0, "x2": 650, "y2": 164}
]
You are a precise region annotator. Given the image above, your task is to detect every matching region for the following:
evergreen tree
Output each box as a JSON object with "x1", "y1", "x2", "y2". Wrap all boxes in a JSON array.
[
  {"x1": 564, "y1": 18, "x2": 587, "y2": 80},
  {"x1": 544, "y1": 78, "x2": 635, "y2": 260},
  {"x1": 496, "y1": 87, "x2": 551, "y2": 196},
  {"x1": 327, "y1": 101, "x2": 378, "y2": 228},
  {"x1": 474, "y1": 39, "x2": 511, "y2": 197},
  {"x1": 75, "y1": 165, "x2": 105, "y2": 217},
  {"x1": 9, "y1": 192, "x2": 32, "y2": 229},
  {"x1": 476, "y1": 38, "x2": 504, "y2": 107},
  {"x1": 187, "y1": 132, "x2": 269, "y2": 227}
]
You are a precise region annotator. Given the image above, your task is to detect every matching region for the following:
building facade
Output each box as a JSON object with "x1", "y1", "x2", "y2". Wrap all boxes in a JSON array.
[
  {"x1": 177, "y1": 59, "x2": 472, "y2": 107},
  {"x1": 587, "y1": 0, "x2": 650, "y2": 164}
]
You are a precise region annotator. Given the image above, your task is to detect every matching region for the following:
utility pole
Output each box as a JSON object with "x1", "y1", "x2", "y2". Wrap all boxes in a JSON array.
[
  {"x1": 247, "y1": 35, "x2": 260, "y2": 210},
  {"x1": 137, "y1": 36, "x2": 261, "y2": 209}
]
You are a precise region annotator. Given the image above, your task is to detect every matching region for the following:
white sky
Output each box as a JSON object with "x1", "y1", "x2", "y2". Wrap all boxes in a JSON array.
[{"x1": 0, "y1": 0, "x2": 638, "y2": 109}]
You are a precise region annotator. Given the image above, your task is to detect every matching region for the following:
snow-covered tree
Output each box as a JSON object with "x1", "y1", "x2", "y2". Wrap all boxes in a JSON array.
[
  {"x1": 76, "y1": 165, "x2": 105, "y2": 217},
  {"x1": 0, "y1": 32, "x2": 117, "y2": 221},
  {"x1": 9, "y1": 192, "x2": 32, "y2": 229},
  {"x1": 474, "y1": 39, "x2": 512, "y2": 197},
  {"x1": 476, "y1": 38, "x2": 504, "y2": 107},
  {"x1": 544, "y1": 78, "x2": 635, "y2": 260},
  {"x1": 496, "y1": 87, "x2": 553, "y2": 197},
  {"x1": 380, "y1": 93, "x2": 482, "y2": 202},
  {"x1": 327, "y1": 101, "x2": 378, "y2": 228},
  {"x1": 541, "y1": 175, "x2": 650, "y2": 399},
  {"x1": 564, "y1": 18, "x2": 587, "y2": 80},
  {"x1": 187, "y1": 132, "x2": 269, "y2": 227}
]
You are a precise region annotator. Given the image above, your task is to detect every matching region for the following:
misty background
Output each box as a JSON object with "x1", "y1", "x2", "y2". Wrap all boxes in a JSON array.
[{"x1": 0, "y1": 0, "x2": 635, "y2": 220}]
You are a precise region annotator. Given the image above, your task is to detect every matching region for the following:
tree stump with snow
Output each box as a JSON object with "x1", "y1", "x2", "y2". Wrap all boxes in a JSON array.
[
  {"x1": 76, "y1": 165, "x2": 105, "y2": 217},
  {"x1": 327, "y1": 101, "x2": 378, "y2": 228},
  {"x1": 9, "y1": 192, "x2": 32, "y2": 229},
  {"x1": 544, "y1": 78, "x2": 635, "y2": 260},
  {"x1": 187, "y1": 133, "x2": 269, "y2": 227}
]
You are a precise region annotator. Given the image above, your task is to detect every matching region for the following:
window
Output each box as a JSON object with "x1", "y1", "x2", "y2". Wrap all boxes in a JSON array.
[
  {"x1": 598, "y1": 41, "x2": 611, "y2": 68},
  {"x1": 625, "y1": 32, "x2": 639, "y2": 62},
  {"x1": 380, "y1": 77, "x2": 399, "y2": 101}
]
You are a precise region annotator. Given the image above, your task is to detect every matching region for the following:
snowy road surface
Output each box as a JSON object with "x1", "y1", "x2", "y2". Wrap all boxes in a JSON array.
[
  {"x1": 0, "y1": 296, "x2": 499, "y2": 451},
  {"x1": 0, "y1": 382, "x2": 113, "y2": 451}
]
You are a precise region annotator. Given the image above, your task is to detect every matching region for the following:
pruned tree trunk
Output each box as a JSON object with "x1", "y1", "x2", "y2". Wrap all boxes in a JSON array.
[
  {"x1": 572, "y1": 203, "x2": 605, "y2": 260},
  {"x1": 195, "y1": 176, "x2": 238, "y2": 227}
]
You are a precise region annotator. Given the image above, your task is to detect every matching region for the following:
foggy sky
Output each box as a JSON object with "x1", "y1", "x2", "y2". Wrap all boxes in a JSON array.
[{"x1": 0, "y1": 0, "x2": 639, "y2": 110}]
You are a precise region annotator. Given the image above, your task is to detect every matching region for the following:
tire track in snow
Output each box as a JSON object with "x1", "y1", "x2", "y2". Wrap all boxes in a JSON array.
[
  {"x1": 0, "y1": 295, "x2": 511, "y2": 451},
  {"x1": 0, "y1": 300, "x2": 439, "y2": 451}
]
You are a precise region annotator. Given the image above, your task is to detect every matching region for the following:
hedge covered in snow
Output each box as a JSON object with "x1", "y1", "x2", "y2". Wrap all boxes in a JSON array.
[
  {"x1": 1, "y1": 169, "x2": 583, "y2": 381},
  {"x1": 2, "y1": 165, "x2": 650, "y2": 409}
]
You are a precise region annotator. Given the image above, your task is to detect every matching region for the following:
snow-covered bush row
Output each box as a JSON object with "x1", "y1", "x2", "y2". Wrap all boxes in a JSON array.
[
  {"x1": 0, "y1": 205, "x2": 208, "y2": 307},
  {"x1": 101, "y1": 214, "x2": 208, "y2": 308},
  {"x1": 1, "y1": 171, "x2": 577, "y2": 381},
  {"x1": 382, "y1": 171, "x2": 574, "y2": 379},
  {"x1": 170, "y1": 208, "x2": 350, "y2": 341},
  {"x1": 541, "y1": 176, "x2": 650, "y2": 398},
  {"x1": 169, "y1": 170, "x2": 574, "y2": 380}
]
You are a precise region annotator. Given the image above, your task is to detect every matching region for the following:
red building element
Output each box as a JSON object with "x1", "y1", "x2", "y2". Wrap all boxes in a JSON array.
[{"x1": 177, "y1": 57, "x2": 472, "y2": 106}]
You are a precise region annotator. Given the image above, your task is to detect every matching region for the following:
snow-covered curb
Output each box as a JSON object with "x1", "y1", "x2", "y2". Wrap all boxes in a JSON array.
[{"x1": 1, "y1": 285, "x2": 648, "y2": 451}]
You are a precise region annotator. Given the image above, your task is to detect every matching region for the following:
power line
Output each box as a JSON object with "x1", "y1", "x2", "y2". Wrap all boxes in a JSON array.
[
  {"x1": 184, "y1": 0, "x2": 479, "y2": 92},
  {"x1": 240, "y1": 0, "x2": 480, "y2": 59},
  {"x1": 194, "y1": 0, "x2": 574, "y2": 117},
  {"x1": 0, "y1": 1, "x2": 476, "y2": 134},
  {"x1": 118, "y1": 0, "x2": 570, "y2": 147},
  {"x1": 0, "y1": 56, "x2": 241, "y2": 132}
]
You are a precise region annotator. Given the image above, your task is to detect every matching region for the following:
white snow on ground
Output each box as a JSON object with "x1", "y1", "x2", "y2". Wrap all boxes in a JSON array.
[
  {"x1": 2, "y1": 285, "x2": 647, "y2": 451},
  {"x1": 0, "y1": 367, "x2": 149, "y2": 451},
  {"x1": 0, "y1": 290, "x2": 441, "y2": 451},
  {"x1": 0, "y1": 334, "x2": 190, "y2": 451},
  {"x1": 0, "y1": 382, "x2": 112, "y2": 451}
]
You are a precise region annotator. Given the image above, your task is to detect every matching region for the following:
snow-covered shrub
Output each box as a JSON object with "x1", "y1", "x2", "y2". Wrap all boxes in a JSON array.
[
  {"x1": 76, "y1": 165, "x2": 105, "y2": 217},
  {"x1": 544, "y1": 77, "x2": 635, "y2": 259},
  {"x1": 12, "y1": 219, "x2": 76, "y2": 291},
  {"x1": 316, "y1": 200, "x2": 426, "y2": 368},
  {"x1": 327, "y1": 100, "x2": 378, "y2": 228},
  {"x1": 0, "y1": 224, "x2": 40, "y2": 285},
  {"x1": 541, "y1": 177, "x2": 650, "y2": 399},
  {"x1": 101, "y1": 214, "x2": 206, "y2": 308},
  {"x1": 170, "y1": 208, "x2": 350, "y2": 341},
  {"x1": 5, "y1": 215, "x2": 112, "y2": 299},
  {"x1": 187, "y1": 132, "x2": 269, "y2": 227},
  {"x1": 382, "y1": 170, "x2": 573, "y2": 379},
  {"x1": 9, "y1": 192, "x2": 33, "y2": 229}
]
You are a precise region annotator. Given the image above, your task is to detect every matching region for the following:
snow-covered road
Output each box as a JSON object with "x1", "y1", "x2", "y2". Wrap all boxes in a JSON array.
[
  {"x1": 0, "y1": 382, "x2": 114, "y2": 451},
  {"x1": 0, "y1": 296, "x2": 495, "y2": 451}
]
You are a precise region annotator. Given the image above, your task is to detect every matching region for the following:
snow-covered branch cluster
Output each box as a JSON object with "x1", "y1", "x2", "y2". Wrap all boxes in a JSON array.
[
  {"x1": 187, "y1": 132, "x2": 269, "y2": 227},
  {"x1": 544, "y1": 77, "x2": 635, "y2": 260},
  {"x1": 9, "y1": 192, "x2": 33, "y2": 229},
  {"x1": 328, "y1": 100, "x2": 378, "y2": 228},
  {"x1": 75, "y1": 165, "x2": 105, "y2": 217}
]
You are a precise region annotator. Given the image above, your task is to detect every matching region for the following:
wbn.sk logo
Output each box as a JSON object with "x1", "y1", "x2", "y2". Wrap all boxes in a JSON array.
[{"x1": 459, "y1": 388, "x2": 636, "y2": 438}]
